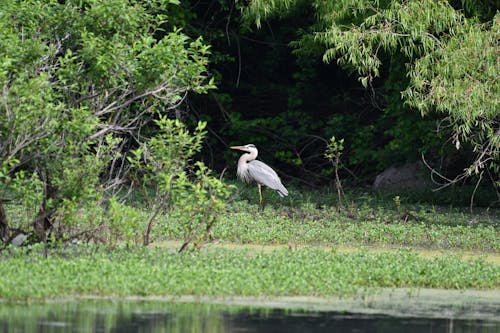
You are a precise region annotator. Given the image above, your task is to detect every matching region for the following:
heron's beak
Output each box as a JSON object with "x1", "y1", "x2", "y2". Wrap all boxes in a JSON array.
[{"x1": 230, "y1": 145, "x2": 246, "y2": 152}]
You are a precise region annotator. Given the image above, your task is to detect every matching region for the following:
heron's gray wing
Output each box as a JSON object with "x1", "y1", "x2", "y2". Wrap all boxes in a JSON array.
[{"x1": 247, "y1": 160, "x2": 288, "y2": 197}]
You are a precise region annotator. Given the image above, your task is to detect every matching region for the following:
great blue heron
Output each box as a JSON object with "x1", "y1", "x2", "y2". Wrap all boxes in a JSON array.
[{"x1": 231, "y1": 144, "x2": 288, "y2": 205}]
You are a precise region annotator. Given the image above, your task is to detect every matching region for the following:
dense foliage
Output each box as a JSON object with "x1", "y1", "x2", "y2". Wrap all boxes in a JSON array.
[
  {"x1": 0, "y1": 0, "x2": 229, "y2": 246},
  {"x1": 241, "y1": 0, "x2": 499, "y2": 186}
]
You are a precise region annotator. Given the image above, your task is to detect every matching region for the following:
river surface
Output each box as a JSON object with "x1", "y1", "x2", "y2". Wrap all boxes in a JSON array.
[{"x1": 0, "y1": 300, "x2": 498, "y2": 333}]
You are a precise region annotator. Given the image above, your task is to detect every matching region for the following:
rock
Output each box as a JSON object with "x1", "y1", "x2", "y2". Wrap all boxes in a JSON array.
[
  {"x1": 373, "y1": 162, "x2": 430, "y2": 190},
  {"x1": 11, "y1": 233, "x2": 28, "y2": 246}
]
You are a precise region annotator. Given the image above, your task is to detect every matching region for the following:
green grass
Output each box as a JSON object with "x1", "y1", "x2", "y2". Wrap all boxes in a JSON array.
[
  {"x1": 152, "y1": 186, "x2": 499, "y2": 251},
  {"x1": 0, "y1": 245, "x2": 498, "y2": 301}
]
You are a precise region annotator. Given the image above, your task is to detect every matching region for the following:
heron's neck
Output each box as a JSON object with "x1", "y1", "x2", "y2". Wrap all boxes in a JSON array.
[{"x1": 238, "y1": 150, "x2": 257, "y2": 165}]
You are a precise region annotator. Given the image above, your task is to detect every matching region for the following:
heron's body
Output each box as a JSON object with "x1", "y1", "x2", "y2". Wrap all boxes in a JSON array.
[{"x1": 231, "y1": 144, "x2": 288, "y2": 203}]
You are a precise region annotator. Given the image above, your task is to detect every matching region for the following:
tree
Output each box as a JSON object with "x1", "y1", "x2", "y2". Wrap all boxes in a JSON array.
[
  {"x1": 0, "y1": 0, "x2": 216, "y2": 244},
  {"x1": 127, "y1": 116, "x2": 232, "y2": 248},
  {"x1": 244, "y1": 0, "x2": 499, "y2": 194}
]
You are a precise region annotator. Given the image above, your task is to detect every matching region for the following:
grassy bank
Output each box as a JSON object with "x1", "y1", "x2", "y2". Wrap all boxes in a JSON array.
[
  {"x1": 1, "y1": 245, "x2": 498, "y2": 301},
  {"x1": 153, "y1": 187, "x2": 499, "y2": 251},
  {"x1": 4, "y1": 186, "x2": 498, "y2": 251}
]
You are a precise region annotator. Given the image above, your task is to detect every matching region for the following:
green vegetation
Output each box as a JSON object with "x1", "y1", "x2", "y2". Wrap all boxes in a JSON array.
[
  {"x1": 244, "y1": 0, "x2": 499, "y2": 185},
  {"x1": 0, "y1": 0, "x2": 498, "y2": 305},
  {"x1": 152, "y1": 187, "x2": 499, "y2": 251},
  {"x1": 126, "y1": 116, "x2": 233, "y2": 247},
  {"x1": 0, "y1": 0, "x2": 228, "y2": 247},
  {"x1": 4, "y1": 185, "x2": 497, "y2": 252},
  {"x1": 2, "y1": 186, "x2": 499, "y2": 301},
  {"x1": 1, "y1": 245, "x2": 498, "y2": 301}
]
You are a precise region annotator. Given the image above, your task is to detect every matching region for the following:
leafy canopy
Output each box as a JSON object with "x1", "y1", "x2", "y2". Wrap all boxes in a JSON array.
[{"x1": 244, "y1": 0, "x2": 499, "y2": 184}]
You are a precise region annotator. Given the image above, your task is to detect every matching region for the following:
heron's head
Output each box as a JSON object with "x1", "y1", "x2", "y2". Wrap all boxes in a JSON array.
[{"x1": 230, "y1": 144, "x2": 257, "y2": 154}]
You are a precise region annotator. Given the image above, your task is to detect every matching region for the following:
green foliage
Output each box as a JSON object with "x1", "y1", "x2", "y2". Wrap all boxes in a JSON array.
[
  {"x1": 316, "y1": 0, "x2": 463, "y2": 75},
  {"x1": 0, "y1": 245, "x2": 497, "y2": 301},
  {"x1": 0, "y1": 0, "x2": 215, "y2": 242},
  {"x1": 128, "y1": 116, "x2": 208, "y2": 198},
  {"x1": 324, "y1": 136, "x2": 344, "y2": 162},
  {"x1": 244, "y1": 0, "x2": 499, "y2": 185},
  {"x1": 404, "y1": 15, "x2": 499, "y2": 177},
  {"x1": 325, "y1": 136, "x2": 346, "y2": 210},
  {"x1": 393, "y1": 195, "x2": 401, "y2": 212},
  {"x1": 213, "y1": 209, "x2": 497, "y2": 251},
  {"x1": 106, "y1": 197, "x2": 148, "y2": 246},
  {"x1": 127, "y1": 115, "x2": 233, "y2": 248},
  {"x1": 175, "y1": 162, "x2": 234, "y2": 250},
  {"x1": 242, "y1": 0, "x2": 305, "y2": 28}
]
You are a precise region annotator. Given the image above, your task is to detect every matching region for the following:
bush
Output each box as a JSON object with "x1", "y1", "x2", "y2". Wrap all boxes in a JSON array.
[{"x1": 0, "y1": 0, "x2": 216, "y2": 246}]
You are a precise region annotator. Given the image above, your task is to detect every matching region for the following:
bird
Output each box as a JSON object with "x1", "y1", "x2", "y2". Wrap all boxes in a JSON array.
[{"x1": 230, "y1": 144, "x2": 288, "y2": 205}]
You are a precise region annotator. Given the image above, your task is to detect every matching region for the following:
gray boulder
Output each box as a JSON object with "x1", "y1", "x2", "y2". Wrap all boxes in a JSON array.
[
  {"x1": 11, "y1": 233, "x2": 29, "y2": 246},
  {"x1": 373, "y1": 162, "x2": 430, "y2": 190}
]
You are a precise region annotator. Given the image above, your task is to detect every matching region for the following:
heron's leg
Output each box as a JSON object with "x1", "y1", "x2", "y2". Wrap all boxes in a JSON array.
[{"x1": 257, "y1": 184, "x2": 263, "y2": 207}]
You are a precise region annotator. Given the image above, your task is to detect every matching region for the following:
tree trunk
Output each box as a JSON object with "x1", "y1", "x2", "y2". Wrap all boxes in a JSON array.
[
  {"x1": 0, "y1": 202, "x2": 9, "y2": 241},
  {"x1": 143, "y1": 196, "x2": 166, "y2": 246},
  {"x1": 34, "y1": 170, "x2": 57, "y2": 243}
]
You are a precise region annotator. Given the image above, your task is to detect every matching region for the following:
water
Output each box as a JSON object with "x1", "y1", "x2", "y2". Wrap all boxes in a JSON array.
[{"x1": 0, "y1": 301, "x2": 498, "y2": 333}]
